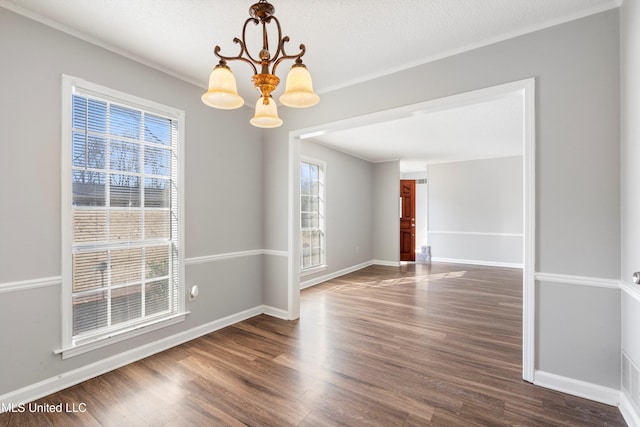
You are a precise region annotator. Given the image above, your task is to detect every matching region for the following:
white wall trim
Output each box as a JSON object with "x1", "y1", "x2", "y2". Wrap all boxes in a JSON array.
[
  {"x1": 428, "y1": 230, "x2": 523, "y2": 237},
  {"x1": 535, "y1": 272, "x2": 621, "y2": 289},
  {"x1": 0, "y1": 249, "x2": 288, "y2": 293},
  {"x1": 289, "y1": 78, "x2": 537, "y2": 384},
  {"x1": 315, "y1": 1, "x2": 620, "y2": 95},
  {"x1": 0, "y1": 0, "x2": 207, "y2": 90},
  {"x1": 0, "y1": 276, "x2": 61, "y2": 293},
  {"x1": 287, "y1": 135, "x2": 302, "y2": 321},
  {"x1": 534, "y1": 370, "x2": 620, "y2": 406},
  {"x1": 0, "y1": 0, "x2": 620, "y2": 97},
  {"x1": 0, "y1": 305, "x2": 269, "y2": 411},
  {"x1": 620, "y1": 391, "x2": 640, "y2": 427},
  {"x1": 261, "y1": 305, "x2": 289, "y2": 320},
  {"x1": 300, "y1": 261, "x2": 374, "y2": 290},
  {"x1": 263, "y1": 249, "x2": 288, "y2": 257},
  {"x1": 371, "y1": 260, "x2": 402, "y2": 267},
  {"x1": 430, "y1": 257, "x2": 523, "y2": 269},
  {"x1": 521, "y1": 78, "x2": 536, "y2": 383},
  {"x1": 300, "y1": 264, "x2": 328, "y2": 278},
  {"x1": 185, "y1": 249, "x2": 265, "y2": 265},
  {"x1": 621, "y1": 280, "x2": 640, "y2": 303},
  {"x1": 55, "y1": 313, "x2": 188, "y2": 360}
]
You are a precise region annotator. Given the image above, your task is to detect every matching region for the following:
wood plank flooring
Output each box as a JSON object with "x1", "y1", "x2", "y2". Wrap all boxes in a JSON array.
[{"x1": 1, "y1": 262, "x2": 627, "y2": 426}]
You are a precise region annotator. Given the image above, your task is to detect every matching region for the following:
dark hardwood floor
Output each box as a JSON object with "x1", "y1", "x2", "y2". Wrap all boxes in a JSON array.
[{"x1": 1, "y1": 262, "x2": 627, "y2": 426}]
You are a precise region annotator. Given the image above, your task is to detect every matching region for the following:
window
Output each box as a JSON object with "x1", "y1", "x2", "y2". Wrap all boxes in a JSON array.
[
  {"x1": 61, "y1": 76, "x2": 185, "y2": 357},
  {"x1": 300, "y1": 158, "x2": 325, "y2": 272}
]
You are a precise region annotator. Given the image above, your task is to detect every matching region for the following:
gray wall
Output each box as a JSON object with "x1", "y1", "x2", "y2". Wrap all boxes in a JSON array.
[
  {"x1": 264, "y1": 10, "x2": 621, "y2": 388},
  {"x1": 427, "y1": 156, "x2": 523, "y2": 266},
  {"x1": 300, "y1": 141, "x2": 373, "y2": 283},
  {"x1": 0, "y1": 3, "x2": 627, "y2": 402},
  {"x1": 0, "y1": 9, "x2": 264, "y2": 395},
  {"x1": 373, "y1": 161, "x2": 400, "y2": 263},
  {"x1": 537, "y1": 281, "x2": 620, "y2": 389},
  {"x1": 620, "y1": 0, "x2": 640, "y2": 411}
]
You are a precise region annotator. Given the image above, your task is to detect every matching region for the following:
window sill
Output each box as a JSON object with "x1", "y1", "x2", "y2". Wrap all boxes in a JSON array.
[
  {"x1": 301, "y1": 265, "x2": 328, "y2": 277},
  {"x1": 55, "y1": 311, "x2": 189, "y2": 360}
]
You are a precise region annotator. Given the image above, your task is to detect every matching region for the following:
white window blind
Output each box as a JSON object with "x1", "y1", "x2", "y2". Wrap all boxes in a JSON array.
[
  {"x1": 300, "y1": 159, "x2": 325, "y2": 270},
  {"x1": 61, "y1": 76, "x2": 185, "y2": 353}
]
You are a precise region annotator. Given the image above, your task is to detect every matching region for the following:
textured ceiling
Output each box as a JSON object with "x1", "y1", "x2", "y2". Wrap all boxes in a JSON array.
[
  {"x1": 1, "y1": 0, "x2": 619, "y2": 168},
  {"x1": 1, "y1": 0, "x2": 619, "y2": 97},
  {"x1": 310, "y1": 90, "x2": 524, "y2": 170}
]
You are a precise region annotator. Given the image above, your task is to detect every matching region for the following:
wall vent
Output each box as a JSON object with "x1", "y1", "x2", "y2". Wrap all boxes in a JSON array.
[
  {"x1": 623, "y1": 351, "x2": 640, "y2": 413},
  {"x1": 416, "y1": 178, "x2": 428, "y2": 185}
]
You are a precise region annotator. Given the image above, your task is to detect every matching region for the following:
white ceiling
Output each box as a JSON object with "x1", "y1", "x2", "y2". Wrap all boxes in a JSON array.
[
  {"x1": 309, "y1": 90, "x2": 524, "y2": 171},
  {"x1": 2, "y1": 0, "x2": 619, "y2": 169}
]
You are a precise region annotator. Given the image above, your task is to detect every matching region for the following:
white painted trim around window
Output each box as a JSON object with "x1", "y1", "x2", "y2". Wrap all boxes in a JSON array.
[
  {"x1": 300, "y1": 156, "x2": 327, "y2": 272},
  {"x1": 60, "y1": 74, "x2": 186, "y2": 357},
  {"x1": 300, "y1": 264, "x2": 328, "y2": 277},
  {"x1": 54, "y1": 312, "x2": 188, "y2": 359}
]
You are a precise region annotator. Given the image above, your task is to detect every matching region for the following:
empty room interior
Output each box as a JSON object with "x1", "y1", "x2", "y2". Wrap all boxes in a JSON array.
[{"x1": 1, "y1": 0, "x2": 640, "y2": 425}]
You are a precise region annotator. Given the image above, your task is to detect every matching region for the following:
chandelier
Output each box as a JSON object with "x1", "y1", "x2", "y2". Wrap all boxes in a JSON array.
[{"x1": 201, "y1": 0, "x2": 319, "y2": 128}]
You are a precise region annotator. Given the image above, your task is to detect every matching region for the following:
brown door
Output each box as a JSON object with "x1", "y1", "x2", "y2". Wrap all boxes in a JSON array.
[{"x1": 400, "y1": 180, "x2": 416, "y2": 261}]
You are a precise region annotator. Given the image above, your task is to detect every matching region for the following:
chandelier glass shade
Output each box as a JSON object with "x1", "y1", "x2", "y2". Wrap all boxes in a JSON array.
[
  {"x1": 202, "y1": 0, "x2": 319, "y2": 128},
  {"x1": 250, "y1": 96, "x2": 283, "y2": 128},
  {"x1": 201, "y1": 63, "x2": 245, "y2": 109}
]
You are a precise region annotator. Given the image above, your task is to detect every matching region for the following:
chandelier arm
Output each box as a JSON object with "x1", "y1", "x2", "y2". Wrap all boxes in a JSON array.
[
  {"x1": 214, "y1": 39, "x2": 258, "y2": 75},
  {"x1": 241, "y1": 16, "x2": 263, "y2": 65},
  {"x1": 266, "y1": 15, "x2": 284, "y2": 67},
  {"x1": 272, "y1": 43, "x2": 306, "y2": 75}
]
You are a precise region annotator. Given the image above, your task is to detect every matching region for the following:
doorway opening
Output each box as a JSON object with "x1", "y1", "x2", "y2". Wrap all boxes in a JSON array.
[{"x1": 288, "y1": 78, "x2": 535, "y2": 381}]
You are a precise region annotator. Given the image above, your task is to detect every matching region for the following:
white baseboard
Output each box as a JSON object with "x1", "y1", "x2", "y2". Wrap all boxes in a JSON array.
[
  {"x1": 0, "y1": 305, "x2": 265, "y2": 411},
  {"x1": 533, "y1": 370, "x2": 620, "y2": 406},
  {"x1": 262, "y1": 305, "x2": 289, "y2": 320},
  {"x1": 620, "y1": 391, "x2": 640, "y2": 427},
  {"x1": 371, "y1": 259, "x2": 401, "y2": 267},
  {"x1": 300, "y1": 261, "x2": 373, "y2": 289},
  {"x1": 430, "y1": 257, "x2": 523, "y2": 269}
]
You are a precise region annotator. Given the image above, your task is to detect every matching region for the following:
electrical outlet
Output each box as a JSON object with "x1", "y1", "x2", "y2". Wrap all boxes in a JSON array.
[{"x1": 190, "y1": 285, "x2": 199, "y2": 300}]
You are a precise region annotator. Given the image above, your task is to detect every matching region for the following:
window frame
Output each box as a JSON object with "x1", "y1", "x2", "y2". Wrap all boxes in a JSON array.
[
  {"x1": 300, "y1": 156, "x2": 326, "y2": 275},
  {"x1": 59, "y1": 75, "x2": 186, "y2": 359}
]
